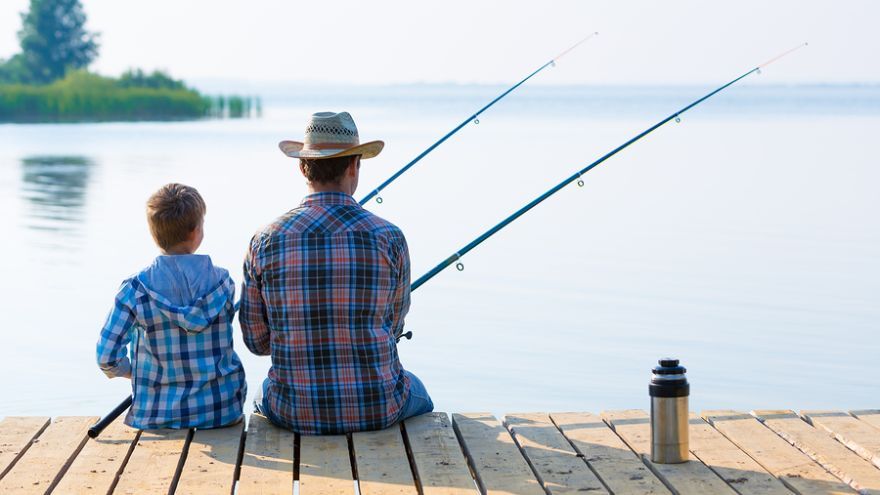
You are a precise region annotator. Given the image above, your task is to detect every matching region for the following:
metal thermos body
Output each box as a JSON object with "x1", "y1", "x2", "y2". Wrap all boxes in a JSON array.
[{"x1": 650, "y1": 358, "x2": 690, "y2": 463}]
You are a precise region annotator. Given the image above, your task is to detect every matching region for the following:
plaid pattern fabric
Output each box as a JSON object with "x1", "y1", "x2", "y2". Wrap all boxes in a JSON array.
[
  {"x1": 240, "y1": 192, "x2": 412, "y2": 435},
  {"x1": 97, "y1": 271, "x2": 246, "y2": 429}
]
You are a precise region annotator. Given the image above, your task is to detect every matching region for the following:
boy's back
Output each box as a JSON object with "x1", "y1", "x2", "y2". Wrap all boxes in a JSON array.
[{"x1": 96, "y1": 184, "x2": 246, "y2": 429}]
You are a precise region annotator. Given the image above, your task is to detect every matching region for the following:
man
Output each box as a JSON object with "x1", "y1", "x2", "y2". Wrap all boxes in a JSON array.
[{"x1": 240, "y1": 111, "x2": 433, "y2": 434}]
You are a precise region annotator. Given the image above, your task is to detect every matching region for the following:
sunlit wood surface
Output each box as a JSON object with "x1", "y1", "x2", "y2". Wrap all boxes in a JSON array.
[{"x1": 0, "y1": 409, "x2": 876, "y2": 493}]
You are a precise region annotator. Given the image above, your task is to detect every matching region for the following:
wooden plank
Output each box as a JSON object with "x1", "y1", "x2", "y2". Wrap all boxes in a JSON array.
[
  {"x1": 352, "y1": 425, "x2": 418, "y2": 495},
  {"x1": 551, "y1": 412, "x2": 669, "y2": 495},
  {"x1": 0, "y1": 416, "x2": 97, "y2": 494},
  {"x1": 851, "y1": 410, "x2": 880, "y2": 433},
  {"x1": 403, "y1": 412, "x2": 475, "y2": 495},
  {"x1": 52, "y1": 416, "x2": 139, "y2": 494},
  {"x1": 0, "y1": 416, "x2": 50, "y2": 480},
  {"x1": 703, "y1": 410, "x2": 854, "y2": 495},
  {"x1": 803, "y1": 411, "x2": 880, "y2": 469},
  {"x1": 237, "y1": 414, "x2": 294, "y2": 495},
  {"x1": 452, "y1": 413, "x2": 544, "y2": 495},
  {"x1": 603, "y1": 410, "x2": 737, "y2": 495},
  {"x1": 503, "y1": 413, "x2": 607, "y2": 494},
  {"x1": 175, "y1": 422, "x2": 245, "y2": 494},
  {"x1": 754, "y1": 410, "x2": 880, "y2": 494},
  {"x1": 687, "y1": 414, "x2": 791, "y2": 495},
  {"x1": 298, "y1": 434, "x2": 353, "y2": 494},
  {"x1": 113, "y1": 428, "x2": 191, "y2": 494}
]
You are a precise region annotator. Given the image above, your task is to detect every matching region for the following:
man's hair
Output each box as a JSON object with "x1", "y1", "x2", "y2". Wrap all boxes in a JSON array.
[
  {"x1": 300, "y1": 155, "x2": 357, "y2": 184},
  {"x1": 146, "y1": 183, "x2": 206, "y2": 250}
]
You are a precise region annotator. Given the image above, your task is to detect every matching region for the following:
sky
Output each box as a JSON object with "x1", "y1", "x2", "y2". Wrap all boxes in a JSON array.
[{"x1": 0, "y1": 0, "x2": 877, "y2": 86}]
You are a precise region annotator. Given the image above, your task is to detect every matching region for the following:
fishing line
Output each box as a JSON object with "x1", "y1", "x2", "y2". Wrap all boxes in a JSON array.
[{"x1": 360, "y1": 32, "x2": 599, "y2": 205}]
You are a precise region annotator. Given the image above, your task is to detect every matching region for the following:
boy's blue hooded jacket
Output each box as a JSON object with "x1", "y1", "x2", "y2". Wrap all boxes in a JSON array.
[{"x1": 96, "y1": 255, "x2": 246, "y2": 429}]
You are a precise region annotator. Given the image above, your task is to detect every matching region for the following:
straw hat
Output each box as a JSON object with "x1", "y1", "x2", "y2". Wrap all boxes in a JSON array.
[{"x1": 278, "y1": 111, "x2": 384, "y2": 160}]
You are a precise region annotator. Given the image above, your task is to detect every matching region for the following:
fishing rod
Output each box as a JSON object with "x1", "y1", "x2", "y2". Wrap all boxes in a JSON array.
[
  {"x1": 88, "y1": 395, "x2": 132, "y2": 438},
  {"x1": 396, "y1": 43, "x2": 808, "y2": 340},
  {"x1": 359, "y1": 32, "x2": 599, "y2": 206}
]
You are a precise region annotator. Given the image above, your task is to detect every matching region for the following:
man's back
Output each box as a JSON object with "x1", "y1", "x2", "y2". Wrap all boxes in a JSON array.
[{"x1": 240, "y1": 191, "x2": 412, "y2": 434}]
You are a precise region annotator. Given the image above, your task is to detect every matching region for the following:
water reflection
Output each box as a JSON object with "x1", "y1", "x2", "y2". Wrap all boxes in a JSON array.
[{"x1": 20, "y1": 155, "x2": 95, "y2": 247}]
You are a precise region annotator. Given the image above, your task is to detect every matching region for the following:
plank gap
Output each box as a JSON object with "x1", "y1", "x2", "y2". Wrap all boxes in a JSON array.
[
  {"x1": 167, "y1": 428, "x2": 195, "y2": 495},
  {"x1": 294, "y1": 433, "x2": 301, "y2": 481},
  {"x1": 348, "y1": 433, "x2": 359, "y2": 481},
  {"x1": 451, "y1": 417, "x2": 486, "y2": 495},
  {"x1": 107, "y1": 429, "x2": 142, "y2": 495},
  {"x1": 0, "y1": 417, "x2": 50, "y2": 481},
  {"x1": 45, "y1": 423, "x2": 93, "y2": 493},
  {"x1": 600, "y1": 418, "x2": 680, "y2": 495},
  {"x1": 500, "y1": 416, "x2": 551, "y2": 495},
  {"x1": 399, "y1": 421, "x2": 424, "y2": 495},
  {"x1": 546, "y1": 414, "x2": 614, "y2": 495}
]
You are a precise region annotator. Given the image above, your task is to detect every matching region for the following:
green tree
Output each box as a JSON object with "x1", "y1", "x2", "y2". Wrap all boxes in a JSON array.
[{"x1": 15, "y1": 0, "x2": 100, "y2": 83}]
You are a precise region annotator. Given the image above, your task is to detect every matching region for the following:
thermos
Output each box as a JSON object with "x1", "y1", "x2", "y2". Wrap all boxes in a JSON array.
[{"x1": 650, "y1": 357, "x2": 689, "y2": 463}]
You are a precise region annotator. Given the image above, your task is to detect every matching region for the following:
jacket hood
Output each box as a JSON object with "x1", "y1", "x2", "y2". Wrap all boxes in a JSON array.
[{"x1": 132, "y1": 255, "x2": 235, "y2": 333}]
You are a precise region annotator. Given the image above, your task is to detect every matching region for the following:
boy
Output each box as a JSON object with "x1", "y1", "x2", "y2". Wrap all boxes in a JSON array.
[{"x1": 96, "y1": 183, "x2": 246, "y2": 429}]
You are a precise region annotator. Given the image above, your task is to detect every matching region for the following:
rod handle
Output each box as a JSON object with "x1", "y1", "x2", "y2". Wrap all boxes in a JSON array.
[{"x1": 88, "y1": 395, "x2": 133, "y2": 438}]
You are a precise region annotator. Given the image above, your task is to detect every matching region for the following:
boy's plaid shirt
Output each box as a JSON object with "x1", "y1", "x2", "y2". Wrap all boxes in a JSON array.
[
  {"x1": 96, "y1": 272, "x2": 246, "y2": 429},
  {"x1": 240, "y1": 192, "x2": 412, "y2": 434}
]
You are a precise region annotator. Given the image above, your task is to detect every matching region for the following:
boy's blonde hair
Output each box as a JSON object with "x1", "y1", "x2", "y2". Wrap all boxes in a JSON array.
[{"x1": 146, "y1": 183, "x2": 206, "y2": 250}]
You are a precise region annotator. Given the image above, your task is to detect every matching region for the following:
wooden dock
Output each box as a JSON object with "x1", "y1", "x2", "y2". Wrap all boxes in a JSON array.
[{"x1": 1, "y1": 409, "x2": 879, "y2": 494}]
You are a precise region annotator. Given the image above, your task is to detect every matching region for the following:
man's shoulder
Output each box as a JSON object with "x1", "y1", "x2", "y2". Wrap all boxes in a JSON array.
[
  {"x1": 251, "y1": 206, "x2": 405, "y2": 242},
  {"x1": 353, "y1": 208, "x2": 405, "y2": 240}
]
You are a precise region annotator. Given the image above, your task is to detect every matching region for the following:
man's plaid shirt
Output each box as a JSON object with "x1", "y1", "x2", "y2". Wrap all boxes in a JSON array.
[{"x1": 240, "y1": 192, "x2": 412, "y2": 434}]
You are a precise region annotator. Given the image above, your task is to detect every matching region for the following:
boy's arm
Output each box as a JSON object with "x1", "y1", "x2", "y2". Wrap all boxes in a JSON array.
[
  {"x1": 239, "y1": 237, "x2": 271, "y2": 356},
  {"x1": 389, "y1": 234, "x2": 412, "y2": 340},
  {"x1": 96, "y1": 283, "x2": 136, "y2": 379}
]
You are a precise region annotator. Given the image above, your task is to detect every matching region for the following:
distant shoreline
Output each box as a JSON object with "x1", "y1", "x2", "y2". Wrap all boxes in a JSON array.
[{"x1": 0, "y1": 71, "x2": 260, "y2": 124}]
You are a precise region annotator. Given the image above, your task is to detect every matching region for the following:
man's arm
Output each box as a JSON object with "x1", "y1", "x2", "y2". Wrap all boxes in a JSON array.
[
  {"x1": 96, "y1": 283, "x2": 136, "y2": 379},
  {"x1": 389, "y1": 234, "x2": 412, "y2": 339},
  {"x1": 239, "y1": 236, "x2": 271, "y2": 356}
]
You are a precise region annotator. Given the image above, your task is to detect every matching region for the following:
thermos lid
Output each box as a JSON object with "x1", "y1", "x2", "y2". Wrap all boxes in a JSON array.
[
  {"x1": 650, "y1": 357, "x2": 690, "y2": 398},
  {"x1": 653, "y1": 357, "x2": 687, "y2": 376}
]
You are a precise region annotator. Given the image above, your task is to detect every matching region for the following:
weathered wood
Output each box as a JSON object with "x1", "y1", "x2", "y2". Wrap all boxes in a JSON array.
[
  {"x1": 237, "y1": 414, "x2": 294, "y2": 495},
  {"x1": 113, "y1": 428, "x2": 191, "y2": 495},
  {"x1": 452, "y1": 413, "x2": 545, "y2": 495},
  {"x1": 851, "y1": 410, "x2": 880, "y2": 433},
  {"x1": 52, "y1": 416, "x2": 139, "y2": 494},
  {"x1": 403, "y1": 412, "x2": 475, "y2": 495},
  {"x1": 0, "y1": 416, "x2": 50, "y2": 480},
  {"x1": 174, "y1": 421, "x2": 244, "y2": 494},
  {"x1": 299, "y1": 434, "x2": 353, "y2": 494},
  {"x1": 753, "y1": 410, "x2": 880, "y2": 494},
  {"x1": 352, "y1": 425, "x2": 417, "y2": 495},
  {"x1": 703, "y1": 410, "x2": 854, "y2": 495},
  {"x1": 0, "y1": 416, "x2": 96, "y2": 494},
  {"x1": 803, "y1": 410, "x2": 880, "y2": 469},
  {"x1": 551, "y1": 412, "x2": 669, "y2": 495},
  {"x1": 687, "y1": 414, "x2": 790, "y2": 495},
  {"x1": 503, "y1": 413, "x2": 608, "y2": 494},
  {"x1": 603, "y1": 410, "x2": 737, "y2": 495}
]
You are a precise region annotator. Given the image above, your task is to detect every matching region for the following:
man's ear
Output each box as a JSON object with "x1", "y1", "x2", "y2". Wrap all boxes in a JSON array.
[{"x1": 347, "y1": 156, "x2": 359, "y2": 176}]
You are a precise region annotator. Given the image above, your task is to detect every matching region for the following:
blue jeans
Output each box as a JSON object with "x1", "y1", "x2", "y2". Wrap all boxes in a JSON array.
[
  {"x1": 397, "y1": 371, "x2": 434, "y2": 421},
  {"x1": 254, "y1": 371, "x2": 434, "y2": 428}
]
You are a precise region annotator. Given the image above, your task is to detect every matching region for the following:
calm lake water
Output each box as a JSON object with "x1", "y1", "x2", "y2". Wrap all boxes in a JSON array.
[{"x1": 1, "y1": 84, "x2": 878, "y2": 419}]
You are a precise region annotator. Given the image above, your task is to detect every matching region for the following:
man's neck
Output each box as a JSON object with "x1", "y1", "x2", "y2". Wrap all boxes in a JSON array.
[{"x1": 307, "y1": 182, "x2": 354, "y2": 196}]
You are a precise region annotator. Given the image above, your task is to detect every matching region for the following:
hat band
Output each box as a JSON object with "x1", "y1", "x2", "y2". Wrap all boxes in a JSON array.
[{"x1": 303, "y1": 141, "x2": 360, "y2": 150}]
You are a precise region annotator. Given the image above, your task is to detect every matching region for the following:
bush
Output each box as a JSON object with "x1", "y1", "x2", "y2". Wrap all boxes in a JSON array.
[{"x1": 0, "y1": 70, "x2": 210, "y2": 122}]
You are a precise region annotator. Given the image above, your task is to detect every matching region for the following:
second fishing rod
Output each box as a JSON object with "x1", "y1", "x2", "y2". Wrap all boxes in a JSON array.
[{"x1": 395, "y1": 43, "x2": 808, "y2": 341}]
